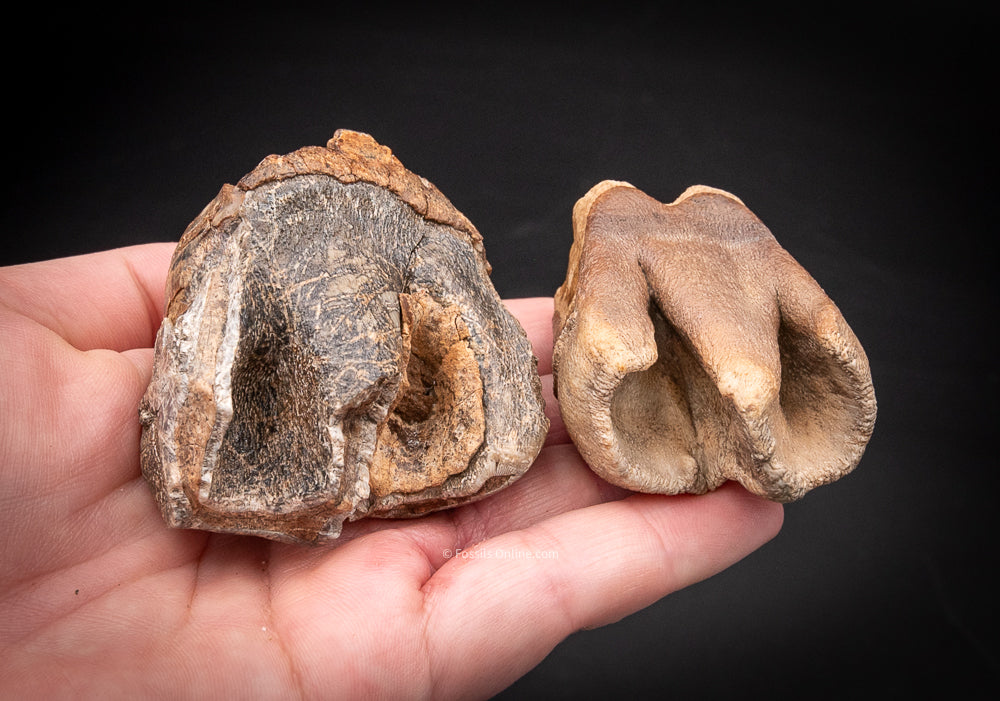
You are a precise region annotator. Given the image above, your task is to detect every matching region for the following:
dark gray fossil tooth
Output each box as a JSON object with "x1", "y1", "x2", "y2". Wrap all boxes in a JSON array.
[{"x1": 139, "y1": 130, "x2": 548, "y2": 544}]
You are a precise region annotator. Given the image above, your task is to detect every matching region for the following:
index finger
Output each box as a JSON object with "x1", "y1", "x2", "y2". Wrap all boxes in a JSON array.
[
  {"x1": 0, "y1": 245, "x2": 557, "y2": 370},
  {"x1": 0, "y1": 243, "x2": 175, "y2": 352}
]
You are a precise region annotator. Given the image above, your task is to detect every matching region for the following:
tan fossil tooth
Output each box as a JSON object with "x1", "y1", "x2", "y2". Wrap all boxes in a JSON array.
[
  {"x1": 552, "y1": 181, "x2": 876, "y2": 502},
  {"x1": 139, "y1": 130, "x2": 548, "y2": 544}
]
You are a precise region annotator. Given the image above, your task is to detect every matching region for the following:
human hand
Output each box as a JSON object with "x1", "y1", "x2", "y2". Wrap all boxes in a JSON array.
[{"x1": 0, "y1": 244, "x2": 783, "y2": 699}]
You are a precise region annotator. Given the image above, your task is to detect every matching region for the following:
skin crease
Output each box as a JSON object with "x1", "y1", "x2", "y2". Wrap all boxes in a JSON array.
[{"x1": 0, "y1": 243, "x2": 783, "y2": 700}]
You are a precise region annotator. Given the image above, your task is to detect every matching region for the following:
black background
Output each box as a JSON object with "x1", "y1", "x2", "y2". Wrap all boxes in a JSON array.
[{"x1": 3, "y1": 4, "x2": 995, "y2": 698}]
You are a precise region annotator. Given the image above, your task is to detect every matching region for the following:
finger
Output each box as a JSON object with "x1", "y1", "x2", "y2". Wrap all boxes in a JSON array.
[
  {"x1": 0, "y1": 317, "x2": 156, "y2": 582},
  {"x1": 539, "y1": 374, "x2": 568, "y2": 446},
  {"x1": 0, "y1": 242, "x2": 175, "y2": 352},
  {"x1": 264, "y1": 451, "x2": 628, "y2": 701},
  {"x1": 430, "y1": 441, "x2": 632, "y2": 558},
  {"x1": 302, "y1": 439, "x2": 628, "y2": 569},
  {"x1": 421, "y1": 482, "x2": 783, "y2": 699},
  {"x1": 501, "y1": 298, "x2": 566, "y2": 446},
  {"x1": 0, "y1": 249, "x2": 546, "y2": 357},
  {"x1": 503, "y1": 297, "x2": 554, "y2": 375}
]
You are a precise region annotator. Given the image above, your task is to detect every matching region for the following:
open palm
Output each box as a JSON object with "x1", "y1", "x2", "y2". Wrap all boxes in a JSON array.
[{"x1": 0, "y1": 244, "x2": 782, "y2": 699}]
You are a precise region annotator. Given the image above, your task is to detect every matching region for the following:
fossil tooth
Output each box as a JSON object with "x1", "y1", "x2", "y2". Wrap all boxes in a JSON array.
[
  {"x1": 552, "y1": 181, "x2": 876, "y2": 502},
  {"x1": 140, "y1": 130, "x2": 548, "y2": 543}
]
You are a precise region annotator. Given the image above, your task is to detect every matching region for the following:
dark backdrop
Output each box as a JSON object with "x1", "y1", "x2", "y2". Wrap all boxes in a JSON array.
[{"x1": 4, "y1": 4, "x2": 995, "y2": 697}]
